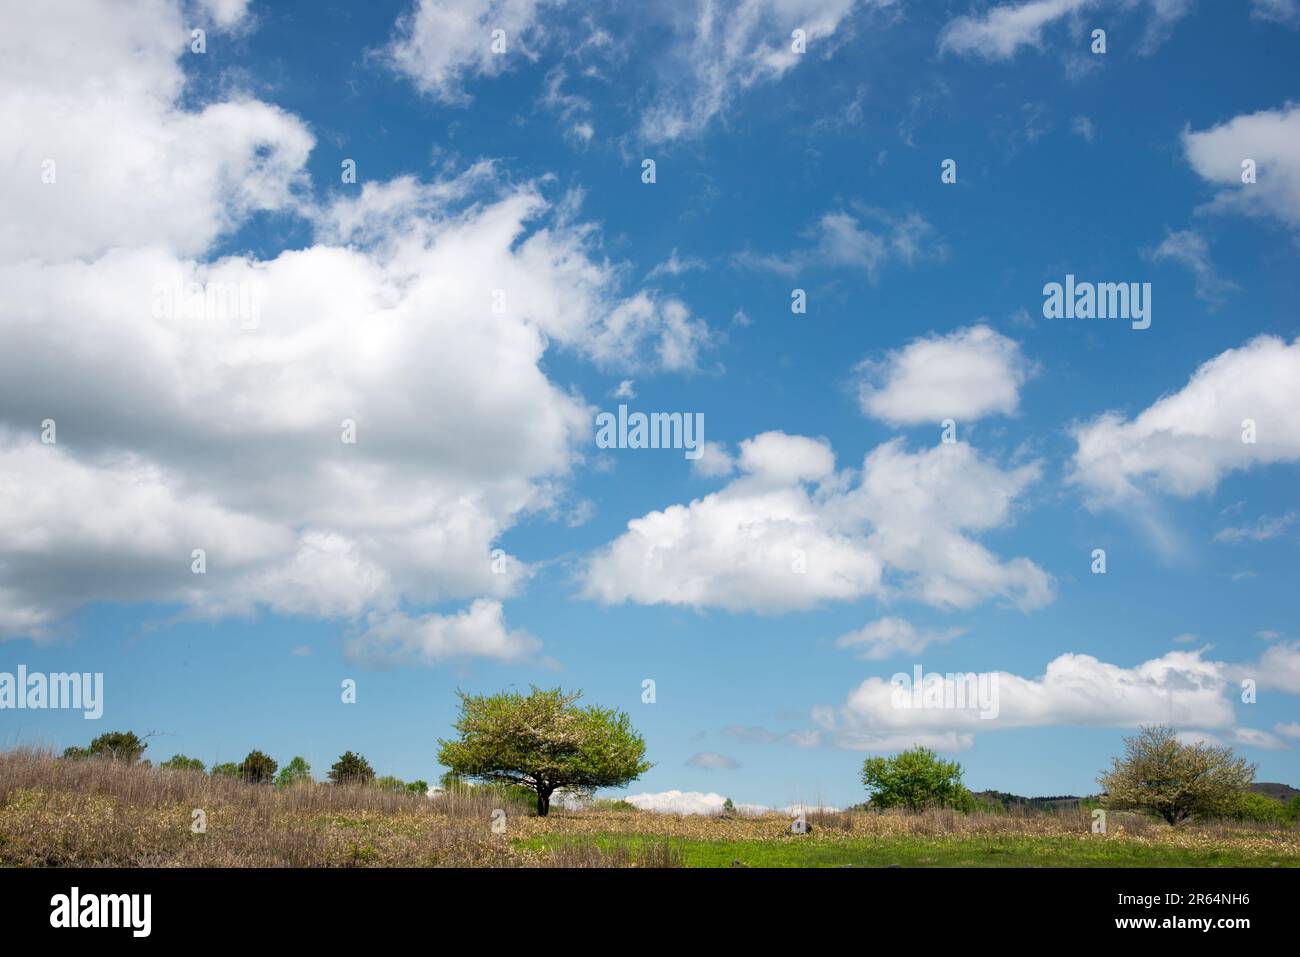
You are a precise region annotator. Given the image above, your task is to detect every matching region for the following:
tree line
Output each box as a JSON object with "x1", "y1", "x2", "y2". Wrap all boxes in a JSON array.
[{"x1": 63, "y1": 732, "x2": 425, "y2": 793}]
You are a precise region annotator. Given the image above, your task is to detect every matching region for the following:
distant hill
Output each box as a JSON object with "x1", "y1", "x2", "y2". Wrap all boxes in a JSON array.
[
  {"x1": 968, "y1": 782, "x2": 1299, "y2": 812},
  {"x1": 972, "y1": 791, "x2": 1094, "y2": 811},
  {"x1": 1248, "y1": 782, "x2": 1300, "y2": 803}
]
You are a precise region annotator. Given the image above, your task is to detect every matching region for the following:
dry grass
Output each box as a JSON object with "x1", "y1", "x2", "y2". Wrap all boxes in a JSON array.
[{"x1": 0, "y1": 748, "x2": 612, "y2": 867}]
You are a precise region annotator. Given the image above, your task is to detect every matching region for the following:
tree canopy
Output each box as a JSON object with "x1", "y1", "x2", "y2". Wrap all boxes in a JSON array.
[
  {"x1": 329, "y1": 750, "x2": 375, "y2": 786},
  {"x1": 63, "y1": 730, "x2": 148, "y2": 764},
  {"x1": 437, "y1": 686, "x2": 651, "y2": 816},
  {"x1": 238, "y1": 750, "x2": 278, "y2": 784},
  {"x1": 1099, "y1": 725, "x2": 1255, "y2": 825},
  {"x1": 274, "y1": 756, "x2": 312, "y2": 787},
  {"x1": 861, "y1": 746, "x2": 972, "y2": 811}
]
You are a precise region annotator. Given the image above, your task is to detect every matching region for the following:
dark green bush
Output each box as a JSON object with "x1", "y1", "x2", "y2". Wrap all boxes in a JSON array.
[
  {"x1": 238, "y1": 750, "x2": 278, "y2": 784},
  {"x1": 329, "y1": 751, "x2": 375, "y2": 785}
]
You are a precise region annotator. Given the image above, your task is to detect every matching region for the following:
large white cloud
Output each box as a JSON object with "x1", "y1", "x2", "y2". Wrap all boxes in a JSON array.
[
  {"x1": 0, "y1": 0, "x2": 313, "y2": 263},
  {"x1": 0, "y1": 0, "x2": 708, "y2": 643},
  {"x1": 1070, "y1": 335, "x2": 1300, "y2": 505},
  {"x1": 582, "y1": 432, "x2": 1052, "y2": 613},
  {"x1": 1183, "y1": 103, "x2": 1300, "y2": 230},
  {"x1": 818, "y1": 649, "x2": 1251, "y2": 751},
  {"x1": 854, "y1": 324, "x2": 1030, "y2": 426}
]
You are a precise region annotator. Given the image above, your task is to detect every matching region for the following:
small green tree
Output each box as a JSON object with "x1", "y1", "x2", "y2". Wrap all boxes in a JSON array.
[
  {"x1": 437, "y1": 686, "x2": 652, "y2": 816},
  {"x1": 405, "y1": 779, "x2": 429, "y2": 796},
  {"x1": 1100, "y1": 726, "x2": 1256, "y2": 825},
  {"x1": 64, "y1": 731, "x2": 148, "y2": 763},
  {"x1": 161, "y1": 754, "x2": 205, "y2": 772},
  {"x1": 861, "y1": 746, "x2": 972, "y2": 811},
  {"x1": 210, "y1": 762, "x2": 239, "y2": 777},
  {"x1": 238, "y1": 750, "x2": 278, "y2": 784},
  {"x1": 329, "y1": 751, "x2": 375, "y2": 785},
  {"x1": 374, "y1": 775, "x2": 407, "y2": 791},
  {"x1": 274, "y1": 756, "x2": 312, "y2": 787}
]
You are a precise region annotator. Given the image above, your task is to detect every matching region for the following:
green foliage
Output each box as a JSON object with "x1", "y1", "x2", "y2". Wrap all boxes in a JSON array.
[
  {"x1": 160, "y1": 754, "x2": 205, "y2": 772},
  {"x1": 238, "y1": 750, "x2": 278, "y2": 784},
  {"x1": 861, "y1": 747, "x2": 972, "y2": 811},
  {"x1": 405, "y1": 780, "x2": 429, "y2": 796},
  {"x1": 63, "y1": 731, "x2": 148, "y2": 764},
  {"x1": 1100, "y1": 725, "x2": 1256, "y2": 825},
  {"x1": 274, "y1": 756, "x2": 312, "y2": 788},
  {"x1": 210, "y1": 762, "x2": 239, "y2": 777},
  {"x1": 329, "y1": 751, "x2": 375, "y2": 786},
  {"x1": 437, "y1": 686, "x2": 652, "y2": 816},
  {"x1": 1226, "y1": 792, "x2": 1290, "y2": 825},
  {"x1": 374, "y1": 775, "x2": 407, "y2": 792}
]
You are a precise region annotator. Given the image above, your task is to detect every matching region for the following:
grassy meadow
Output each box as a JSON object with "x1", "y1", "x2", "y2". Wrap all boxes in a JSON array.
[{"x1": 2, "y1": 749, "x2": 1298, "y2": 868}]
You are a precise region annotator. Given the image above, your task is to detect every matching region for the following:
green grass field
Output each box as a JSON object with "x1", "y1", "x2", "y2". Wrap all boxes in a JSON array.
[{"x1": 517, "y1": 833, "x2": 1300, "y2": 868}]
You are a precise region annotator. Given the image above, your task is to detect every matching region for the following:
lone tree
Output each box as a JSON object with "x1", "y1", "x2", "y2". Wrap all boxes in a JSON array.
[
  {"x1": 238, "y1": 750, "x2": 278, "y2": 784},
  {"x1": 438, "y1": 687, "x2": 651, "y2": 816},
  {"x1": 274, "y1": 756, "x2": 312, "y2": 788},
  {"x1": 861, "y1": 746, "x2": 972, "y2": 811},
  {"x1": 329, "y1": 751, "x2": 375, "y2": 786},
  {"x1": 1100, "y1": 725, "x2": 1255, "y2": 825}
]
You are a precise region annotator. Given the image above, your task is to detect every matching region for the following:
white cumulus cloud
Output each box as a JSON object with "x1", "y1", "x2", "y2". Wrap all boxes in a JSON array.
[
  {"x1": 855, "y1": 324, "x2": 1030, "y2": 426},
  {"x1": 1070, "y1": 335, "x2": 1300, "y2": 506},
  {"x1": 819, "y1": 649, "x2": 1250, "y2": 750},
  {"x1": 1182, "y1": 103, "x2": 1300, "y2": 230},
  {"x1": 582, "y1": 432, "x2": 1051, "y2": 613}
]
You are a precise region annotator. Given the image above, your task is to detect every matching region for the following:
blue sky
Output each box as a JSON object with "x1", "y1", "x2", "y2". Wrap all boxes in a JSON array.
[{"x1": 1, "y1": 0, "x2": 1299, "y2": 812}]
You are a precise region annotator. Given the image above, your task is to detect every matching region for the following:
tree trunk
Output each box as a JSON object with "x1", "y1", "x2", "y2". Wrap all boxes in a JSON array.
[{"x1": 537, "y1": 787, "x2": 553, "y2": 817}]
